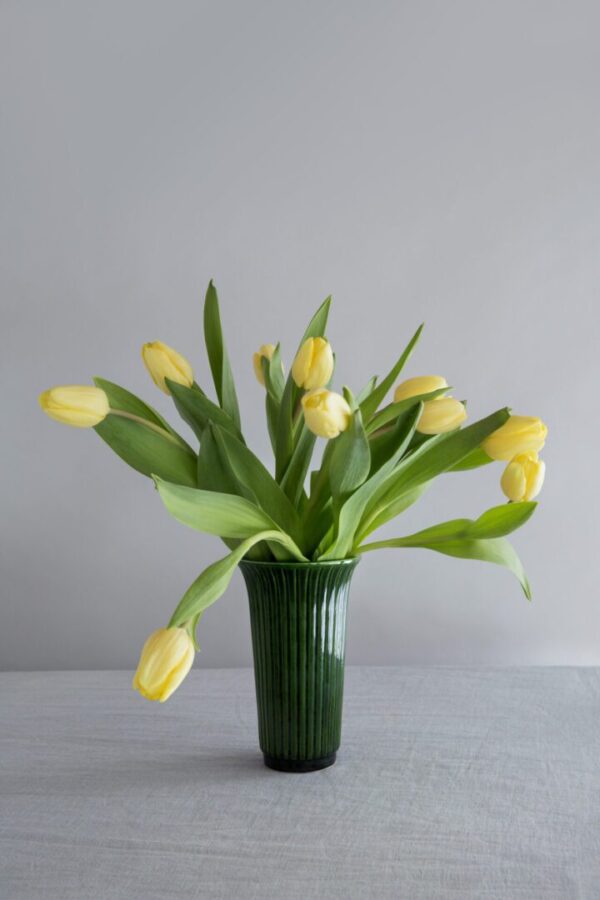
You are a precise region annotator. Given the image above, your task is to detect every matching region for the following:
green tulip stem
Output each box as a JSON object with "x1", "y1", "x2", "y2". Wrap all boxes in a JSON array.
[{"x1": 109, "y1": 409, "x2": 187, "y2": 448}]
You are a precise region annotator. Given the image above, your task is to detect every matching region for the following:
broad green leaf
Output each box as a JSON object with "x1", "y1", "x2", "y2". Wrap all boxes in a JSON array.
[
  {"x1": 168, "y1": 380, "x2": 243, "y2": 442},
  {"x1": 275, "y1": 296, "x2": 331, "y2": 480},
  {"x1": 365, "y1": 387, "x2": 449, "y2": 435},
  {"x1": 154, "y1": 477, "x2": 276, "y2": 538},
  {"x1": 93, "y1": 377, "x2": 187, "y2": 445},
  {"x1": 329, "y1": 408, "x2": 371, "y2": 500},
  {"x1": 212, "y1": 425, "x2": 302, "y2": 541},
  {"x1": 203, "y1": 281, "x2": 241, "y2": 429},
  {"x1": 448, "y1": 447, "x2": 494, "y2": 472},
  {"x1": 360, "y1": 323, "x2": 424, "y2": 421},
  {"x1": 197, "y1": 424, "x2": 241, "y2": 496},
  {"x1": 94, "y1": 415, "x2": 197, "y2": 486},
  {"x1": 318, "y1": 404, "x2": 422, "y2": 560},
  {"x1": 168, "y1": 529, "x2": 307, "y2": 627}
]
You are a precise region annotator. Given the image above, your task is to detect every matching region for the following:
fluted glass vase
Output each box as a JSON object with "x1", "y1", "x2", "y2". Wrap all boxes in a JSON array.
[{"x1": 239, "y1": 557, "x2": 359, "y2": 773}]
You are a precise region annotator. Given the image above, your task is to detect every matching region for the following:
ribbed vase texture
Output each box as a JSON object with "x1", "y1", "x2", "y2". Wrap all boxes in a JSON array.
[{"x1": 240, "y1": 559, "x2": 359, "y2": 767}]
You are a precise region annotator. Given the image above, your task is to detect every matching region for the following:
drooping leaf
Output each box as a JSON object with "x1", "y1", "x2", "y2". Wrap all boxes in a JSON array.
[
  {"x1": 359, "y1": 323, "x2": 424, "y2": 421},
  {"x1": 203, "y1": 280, "x2": 241, "y2": 429},
  {"x1": 168, "y1": 529, "x2": 307, "y2": 627},
  {"x1": 94, "y1": 415, "x2": 197, "y2": 486},
  {"x1": 154, "y1": 477, "x2": 276, "y2": 538},
  {"x1": 197, "y1": 424, "x2": 241, "y2": 496},
  {"x1": 355, "y1": 484, "x2": 429, "y2": 543},
  {"x1": 167, "y1": 380, "x2": 243, "y2": 442},
  {"x1": 357, "y1": 503, "x2": 537, "y2": 599}
]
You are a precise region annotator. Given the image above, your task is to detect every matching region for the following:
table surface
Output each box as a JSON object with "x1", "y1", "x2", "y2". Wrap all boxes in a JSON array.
[{"x1": 1, "y1": 667, "x2": 599, "y2": 900}]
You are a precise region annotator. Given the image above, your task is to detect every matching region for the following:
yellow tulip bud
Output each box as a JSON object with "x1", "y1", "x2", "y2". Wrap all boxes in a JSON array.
[
  {"x1": 501, "y1": 452, "x2": 546, "y2": 502},
  {"x1": 393, "y1": 375, "x2": 448, "y2": 403},
  {"x1": 252, "y1": 343, "x2": 276, "y2": 385},
  {"x1": 39, "y1": 385, "x2": 109, "y2": 428},
  {"x1": 482, "y1": 415, "x2": 548, "y2": 462},
  {"x1": 132, "y1": 627, "x2": 195, "y2": 702},
  {"x1": 292, "y1": 337, "x2": 334, "y2": 390},
  {"x1": 416, "y1": 397, "x2": 467, "y2": 434},
  {"x1": 301, "y1": 388, "x2": 352, "y2": 438},
  {"x1": 141, "y1": 341, "x2": 194, "y2": 395}
]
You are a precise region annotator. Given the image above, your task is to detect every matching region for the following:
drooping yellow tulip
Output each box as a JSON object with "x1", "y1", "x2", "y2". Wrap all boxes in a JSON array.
[
  {"x1": 393, "y1": 375, "x2": 448, "y2": 403},
  {"x1": 482, "y1": 415, "x2": 548, "y2": 462},
  {"x1": 132, "y1": 627, "x2": 195, "y2": 702},
  {"x1": 302, "y1": 388, "x2": 352, "y2": 438},
  {"x1": 39, "y1": 385, "x2": 110, "y2": 428},
  {"x1": 252, "y1": 344, "x2": 276, "y2": 385},
  {"x1": 416, "y1": 397, "x2": 467, "y2": 434},
  {"x1": 141, "y1": 341, "x2": 194, "y2": 395},
  {"x1": 292, "y1": 337, "x2": 334, "y2": 390},
  {"x1": 501, "y1": 452, "x2": 546, "y2": 502}
]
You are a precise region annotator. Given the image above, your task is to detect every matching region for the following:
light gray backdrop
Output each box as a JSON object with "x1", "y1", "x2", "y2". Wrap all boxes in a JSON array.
[{"x1": 2, "y1": 0, "x2": 599, "y2": 670}]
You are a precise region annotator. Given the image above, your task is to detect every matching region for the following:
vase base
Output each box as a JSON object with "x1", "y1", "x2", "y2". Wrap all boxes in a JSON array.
[{"x1": 263, "y1": 752, "x2": 337, "y2": 773}]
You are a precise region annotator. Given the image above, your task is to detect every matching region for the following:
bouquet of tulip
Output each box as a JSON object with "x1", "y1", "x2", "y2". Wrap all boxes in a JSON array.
[{"x1": 41, "y1": 283, "x2": 547, "y2": 703}]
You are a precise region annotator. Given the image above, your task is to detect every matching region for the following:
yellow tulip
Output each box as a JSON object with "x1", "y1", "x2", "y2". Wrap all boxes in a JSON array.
[
  {"x1": 292, "y1": 337, "x2": 334, "y2": 390},
  {"x1": 39, "y1": 385, "x2": 109, "y2": 428},
  {"x1": 501, "y1": 452, "x2": 546, "y2": 502},
  {"x1": 482, "y1": 415, "x2": 548, "y2": 462},
  {"x1": 302, "y1": 388, "x2": 352, "y2": 438},
  {"x1": 393, "y1": 375, "x2": 448, "y2": 403},
  {"x1": 252, "y1": 343, "x2": 276, "y2": 385},
  {"x1": 141, "y1": 341, "x2": 194, "y2": 395},
  {"x1": 132, "y1": 627, "x2": 195, "y2": 702},
  {"x1": 416, "y1": 397, "x2": 467, "y2": 434}
]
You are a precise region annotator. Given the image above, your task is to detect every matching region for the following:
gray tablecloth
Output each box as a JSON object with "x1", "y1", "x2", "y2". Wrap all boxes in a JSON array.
[{"x1": 1, "y1": 668, "x2": 599, "y2": 899}]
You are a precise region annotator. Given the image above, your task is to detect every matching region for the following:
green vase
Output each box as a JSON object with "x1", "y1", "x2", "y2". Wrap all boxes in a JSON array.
[{"x1": 239, "y1": 557, "x2": 359, "y2": 773}]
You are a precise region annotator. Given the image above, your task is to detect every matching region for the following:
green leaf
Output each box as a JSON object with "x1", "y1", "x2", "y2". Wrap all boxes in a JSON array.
[
  {"x1": 359, "y1": 323, "x2": 424, "y2": 421},
  {"x1": 467, "y1": 502, "x2": 537, "y2": 539},
  {"x1": 279, "y1": 423, "x2": 317, "y2": 507},
  {"x1": 329, "y1": 408, "x2": 371, "y2": 500},
  {"x1": 154, "y1": 477, "x2": 277, "y2": 538},
  {"x1": 318, "y1": 403, "x2": 422, "y2": 560},
  {"x1": 368, "y1": 403, "x2": 429, "y2": 475},
  {"x1": 203, "y1": 280, "x2": 241, "y2": 429},
  {"x1": 357, "y1": 502, "x2": 537, "y2": 598},
  {"x1": 168, "y1": 530, "x2": 307, "y2": 627},
  {"x1": 448, "y1": 447, "x2": 494, "y2": 472},
  {"x1": 93, "y1": 377, "x2": 187, "y2": 444},
  {"x1": 197, "y1": 424, "x2": 241, "y2": 496},
  {"x1": 211, "y1": 425, "x2": 302, "y2": 541},
  {"x1": 275, "y1": 296, "x2": 331, "y2": 480},
  {"x1": 167, "y1": 380, "x2": 243, "y2": 442},
  {"x1": 365, "y1": 387, "x2": 449, "y2": 435},
  {"x1": 94, "y1": 415, "x2": 197, "y2": 486},
  {"x1": 355, "y1": 484, "x2": 429, "y2": 543}
]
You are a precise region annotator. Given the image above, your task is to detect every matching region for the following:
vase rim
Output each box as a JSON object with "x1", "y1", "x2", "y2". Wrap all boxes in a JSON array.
[{"x1": 239, "y1": 556, "x2": 360, "y2": 570}]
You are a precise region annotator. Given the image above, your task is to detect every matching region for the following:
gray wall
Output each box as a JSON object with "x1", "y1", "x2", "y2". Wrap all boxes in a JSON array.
[{"x1": 2, "y1": 0, "x2": 599, "y2": 671}]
